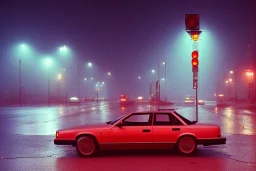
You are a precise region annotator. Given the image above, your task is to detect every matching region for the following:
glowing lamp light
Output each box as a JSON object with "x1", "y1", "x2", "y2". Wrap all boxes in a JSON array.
[
  {"x1": 192, "y1": 51, "x2": 198, "y2": 59},
  {"x1": 246, "y1": 70, "x2": 254, "y2": 76},
  {"x1": 191, "y1": 34, "x2": 199, "y2": 41},
  {"x1": 137, "y1": 96, "x2": 143, "y2": 100},
  {"x1": 58, "y1": 74, "x2": 62, "y2": 80},
  {"x1": 88, "y1": 62, "x2": 92, "y2": 67},
  {"x1": 192, "y1": 59, "x2": 199, "y2": 66},
  {"x1": 70, "y1": 97, "x2": 79, "y2": 101}
]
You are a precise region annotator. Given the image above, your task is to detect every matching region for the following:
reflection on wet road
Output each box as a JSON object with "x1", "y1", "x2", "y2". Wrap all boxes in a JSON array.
[{"x1": 0, "y1": 101, "x2": 256, "y2": 171}]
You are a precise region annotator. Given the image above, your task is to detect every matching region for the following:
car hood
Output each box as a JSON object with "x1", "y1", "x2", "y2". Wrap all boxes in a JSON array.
[{"x1": 58, "y1": 123, "x2": 111, "y2": 132}]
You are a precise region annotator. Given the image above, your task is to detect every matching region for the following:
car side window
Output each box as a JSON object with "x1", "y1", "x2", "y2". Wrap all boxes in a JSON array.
[
  {"x1": 154, "y1": 113, "x2": 183, "y2": 126},
  {"x1": 170, "y1": 113, "x2": 183, "y2": 125},
  {"x1": 123, "y1": 113, "x2": 152, "y2": 126},
  {"x1": 154, "y1": 113, "x2": 173, "y2": 126}
]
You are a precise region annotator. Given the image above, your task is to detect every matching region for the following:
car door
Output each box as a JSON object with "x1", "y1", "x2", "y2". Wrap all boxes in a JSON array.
[
  {"x1": 109, "y1": 113, "x2": 153, "y2": 149},
  {"x1": 152, "y1": 113, "x2": 184, "y2": 147}
]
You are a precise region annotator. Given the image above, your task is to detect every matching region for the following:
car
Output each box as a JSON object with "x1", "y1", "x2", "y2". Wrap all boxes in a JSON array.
[
  {"x1": 54, "y1": 109, "x2": 226, "y2": 157},
  {"x1": 184, "y1": 95, "x2": 195, "y2": 104},
  {"x1": 198, "y1": 100, "x2": 205, "y2": 105}
]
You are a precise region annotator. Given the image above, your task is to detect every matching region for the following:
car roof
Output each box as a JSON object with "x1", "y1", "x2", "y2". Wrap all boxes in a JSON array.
[{"x1": 131, "y1": 108, "x2": 178, "y2": 114}]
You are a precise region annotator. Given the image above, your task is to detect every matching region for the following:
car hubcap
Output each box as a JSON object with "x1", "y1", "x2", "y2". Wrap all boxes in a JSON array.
[
  {"x1": 179, "y1": 137, "x2": 195, "y2": 154},
  {"x1": 78, "y1": 138, "x2": 95, "y2": 155}
]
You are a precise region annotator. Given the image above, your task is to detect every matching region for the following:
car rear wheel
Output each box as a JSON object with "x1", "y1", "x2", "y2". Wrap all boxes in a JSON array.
[
  {"x1": 76, "y1": 136, "x2": 98, "y2": 157},
  {"x1": 177, "y1": 136, "x2": 197, "y2": 155}
]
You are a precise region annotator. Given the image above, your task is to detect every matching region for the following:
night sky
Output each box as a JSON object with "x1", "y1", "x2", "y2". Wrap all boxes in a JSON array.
[{"x1": 0, "y1": 0, "x2": 256, "y2": 103}]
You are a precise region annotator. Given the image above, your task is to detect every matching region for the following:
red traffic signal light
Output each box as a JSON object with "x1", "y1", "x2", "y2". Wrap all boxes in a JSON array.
[
  {"x1": 192, "y1": 59, "x2": 199, "y2": 66},
  {"x1": 185, "y1": 14, "x2": 200, "y2": 31},
  {"x1": 192, "y1": 51, "x2": 198, "y2": 59}
]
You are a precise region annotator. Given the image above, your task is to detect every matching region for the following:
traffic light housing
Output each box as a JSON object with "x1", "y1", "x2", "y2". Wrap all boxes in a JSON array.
[
  {"x1": 192, "y1": 51, "x2": 198, "y2": 59},
  {"x1": 185, "y1": 14, "x2": 200, "y2": 31},
  {"x1": 192, "y1": 50, "x2": 199, "y2": 72}
]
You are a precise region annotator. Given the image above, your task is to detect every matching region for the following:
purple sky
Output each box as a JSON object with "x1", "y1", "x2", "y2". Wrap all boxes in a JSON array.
[{"x1": 0, "y1": 0, "x2": 255, "y2": 103}]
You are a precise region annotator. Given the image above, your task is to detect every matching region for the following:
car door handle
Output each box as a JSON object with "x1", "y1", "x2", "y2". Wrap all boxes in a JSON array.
[
  {"x1": 142, "y1": 129, "x2": 151, "y2": 132},
  {"x1": 172, "y1": 128, "x2": 180, "y2": 131}
]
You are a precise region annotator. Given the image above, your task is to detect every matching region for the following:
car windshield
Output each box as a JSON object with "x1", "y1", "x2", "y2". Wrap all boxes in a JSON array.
[
  {"x1": 174, "y1": 111, "x2": 196, "y2": 125},
  {"x1": 107, "y1": 115, "x2": 126, "y2": 125}
]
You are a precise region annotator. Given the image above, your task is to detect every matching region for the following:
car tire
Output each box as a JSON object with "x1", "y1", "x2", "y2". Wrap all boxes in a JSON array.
[
  {"x1": 76, "y1": 136, "x2": 98, "y2": 157},
  {"x1": 177, "y1": 136, "x2": 197, "y2": 155}
]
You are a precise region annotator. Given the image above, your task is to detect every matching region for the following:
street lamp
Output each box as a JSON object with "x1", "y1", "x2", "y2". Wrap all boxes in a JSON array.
[
  {"x1": 88, "y1": 62, "x2": 92, "y2": 67},
  {"x1": 151, "y1": 69, "x2": 156, "y2": 83},
  {"x1": 59, "y1": 45, "x2": 67, "y2": 52},
  {"x1": 58, "y1": 45, "x2": 71, "y2": 57}
]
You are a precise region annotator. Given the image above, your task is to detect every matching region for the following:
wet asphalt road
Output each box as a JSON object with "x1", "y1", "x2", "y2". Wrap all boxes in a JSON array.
[{"x1": 0, "y1": 101, "x2": 256, "y2": 171}]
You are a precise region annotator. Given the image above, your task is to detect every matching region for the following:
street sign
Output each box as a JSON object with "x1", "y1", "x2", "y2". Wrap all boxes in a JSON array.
[
  {"x1": 193, "y1": 80, "x2": 198, "y2": 89},
  {"x1": 193, "y1": 72, "x2": 198, "y2": 89}
]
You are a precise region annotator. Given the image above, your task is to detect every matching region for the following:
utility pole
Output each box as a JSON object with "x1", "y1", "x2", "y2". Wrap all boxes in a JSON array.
[
  {"x1": 19, "y1": 59, "x2": 22, "y2": 107},
  {"x1": 156, "y1": 38, "x2": 160, "y2": 101},
  {"x1": 48, "y1": 72, "x2": 50, "y2": 106},
  {"x1": 77, "y1": 64, "x2": 80, "y2": 99},
  {"x1": 251, "y1": 11, "x2": 255, "y2": 101},
  {"x1": 164, "y1": 60, "x2": 167, "y2": 101}
]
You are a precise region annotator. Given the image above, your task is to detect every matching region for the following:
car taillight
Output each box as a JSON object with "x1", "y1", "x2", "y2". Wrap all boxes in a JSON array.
[{"x1": 56, "y1": 131, "x2": 59, "y2": 138}]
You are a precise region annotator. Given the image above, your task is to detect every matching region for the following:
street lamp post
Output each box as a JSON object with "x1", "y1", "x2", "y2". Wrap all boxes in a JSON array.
[
  {"x1": 246, "y1": 70, "x2": 254, "y2": 101},
  {"x1": 48, "y1": 72, "x2": 50, "y2": 106},
  {"x1": 77, "y1": 64, "x2": 80, "y2": 99},
  {"x1": 230, "y1": 70, "x2": 237, "y2": 101},
  {"x1": 163, "y1": 61, "x2": 167, "y2": 101},
  {"x1": 225, "y1": 79, "x2": 232, "y2": 100},
  {"x1": 45, "y1": 58, "x2": 52, "y2": 106},
  {"x1": 84, "y1": 78, "x2": 88, "y2": 99},
  {"x1": 18, "y1": 43, "x2": 29, "y2": 107},
  {"x1": 57, "y1": 74, "x2": 62, "y2": 103},
  {"x1": 19, "y1": 58, "x2": 22, "y2": 106}
]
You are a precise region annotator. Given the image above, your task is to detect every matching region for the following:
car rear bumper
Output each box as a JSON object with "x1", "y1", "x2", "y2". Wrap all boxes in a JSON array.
[
  {"x1": 54, "y1": 139, "x2": 76, "y2": 145},
  {"x1": 197, "y1": 137, "x2": 226, "y2": 146}
]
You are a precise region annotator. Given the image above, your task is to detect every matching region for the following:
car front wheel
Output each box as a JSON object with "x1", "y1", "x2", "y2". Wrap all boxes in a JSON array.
[
  {"x1": 177, "y1": 136, "x2": 197, "y2": 155},
  {"x1": 76, "y1": 136, "x2": 98, "y2": 157}
]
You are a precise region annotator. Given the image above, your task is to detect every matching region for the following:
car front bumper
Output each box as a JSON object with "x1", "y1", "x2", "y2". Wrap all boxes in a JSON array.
[
  {"x1": 197, "y1": 137, "x2": 226, "y2": 146},
  {"x1": 54, "y1": 139, "x2": 76, "y2": 145}
]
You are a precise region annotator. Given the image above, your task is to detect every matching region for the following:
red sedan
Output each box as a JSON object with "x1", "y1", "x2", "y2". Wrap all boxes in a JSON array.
[{"x1": 54, "y1": 109, "x2": 226, "y2": 157}]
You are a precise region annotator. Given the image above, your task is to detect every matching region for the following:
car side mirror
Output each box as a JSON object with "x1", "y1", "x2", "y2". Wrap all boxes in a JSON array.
[{"x1": 116, "y1": 120, "x2": 123, "y2": 127}]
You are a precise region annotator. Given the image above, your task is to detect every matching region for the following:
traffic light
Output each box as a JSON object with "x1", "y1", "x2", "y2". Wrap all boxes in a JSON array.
[
  {"x1": 185, "y1": 14, "x2": 200, "y2": 31},
  {"x1": 192, "y1": 51, "x2": 198, "y2": 59},
  {"x1": 191, "y1": 50, "x2": 199, "y2": 72}
]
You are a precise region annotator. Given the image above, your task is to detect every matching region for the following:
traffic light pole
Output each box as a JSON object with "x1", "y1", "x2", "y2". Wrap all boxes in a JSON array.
[
  {"x1": 196, "y1": 87, "x2": 198, "y2": 122},
  {"x1": 185, "y1": 13, "x2": 201, "y2": 123}
]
